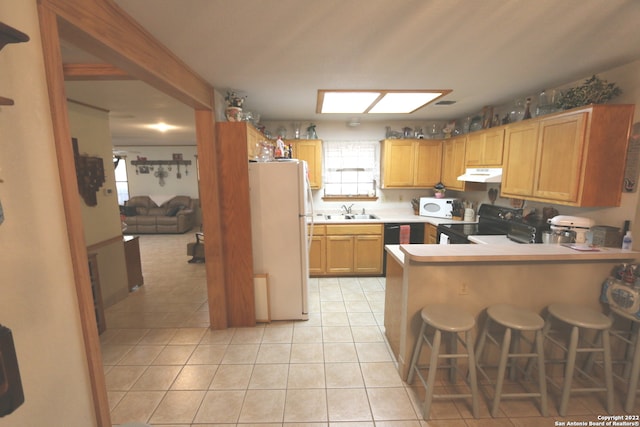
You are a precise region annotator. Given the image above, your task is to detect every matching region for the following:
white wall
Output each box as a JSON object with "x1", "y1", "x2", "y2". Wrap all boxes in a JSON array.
[
  {"x1": 68, "y1": 102, "x2": 129, "y2": 307},
  {"x1": 117, "y1": 145, "x2": 199, "y2": 200},
  {"x1": 68, "y1": 102, "x2": 125, "y2": 244},
  {"x1": 0, "y1": 1, "x2": 96, "y2": 425}
]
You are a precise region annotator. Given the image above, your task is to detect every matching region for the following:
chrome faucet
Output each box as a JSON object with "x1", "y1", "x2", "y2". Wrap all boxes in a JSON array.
[{"x1": 341, "y1": 204, "x2": 354, "y2": 214}]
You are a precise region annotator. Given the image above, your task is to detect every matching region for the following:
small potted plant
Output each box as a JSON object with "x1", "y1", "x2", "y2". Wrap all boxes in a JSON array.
[
  {"x1": 225, "y1": 91, "x2": 246, "y2": 122},
  {"x1": 434, "y1": 182, "x2": 446, "y2": 198}
]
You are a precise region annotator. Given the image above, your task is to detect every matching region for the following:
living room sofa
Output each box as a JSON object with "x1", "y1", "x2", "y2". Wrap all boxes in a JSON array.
[{"x1": 122, "y1": 195, "x2": 195, "y2": 234}]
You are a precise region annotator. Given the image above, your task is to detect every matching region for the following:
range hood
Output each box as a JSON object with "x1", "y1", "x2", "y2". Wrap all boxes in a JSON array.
[{"x1": 457, "y1": 167, "x2": 502, "y2": 183}]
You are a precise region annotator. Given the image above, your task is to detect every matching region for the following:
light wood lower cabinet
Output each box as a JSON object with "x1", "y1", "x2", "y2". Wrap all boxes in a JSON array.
[
  {"x1": 425, "y1": 223, "x2": 437, "y2": 244},
  {"x1": 354, "y1": 235, "x2": 384, "y2": 274},
  {"x1": 309, "y1": 223, "x2": 383, "y2": 276},
  {"x1": 308, "y1": 224, "x2": 326, "y2": 276}
]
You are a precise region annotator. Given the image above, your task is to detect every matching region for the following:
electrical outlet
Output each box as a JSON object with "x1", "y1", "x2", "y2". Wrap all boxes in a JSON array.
[{"x1": 458, "y1": 283, "x2": 469, "y2": 295}]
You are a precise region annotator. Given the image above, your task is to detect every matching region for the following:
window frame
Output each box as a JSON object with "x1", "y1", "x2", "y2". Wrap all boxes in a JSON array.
[{"x1": 321, "y1": 140, "x2": 379, "y2": 201}]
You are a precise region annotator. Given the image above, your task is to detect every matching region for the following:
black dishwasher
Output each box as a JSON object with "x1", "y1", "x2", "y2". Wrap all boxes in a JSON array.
[{"x1": 383, "y1": 223, "x2": 425, "y2": 276}]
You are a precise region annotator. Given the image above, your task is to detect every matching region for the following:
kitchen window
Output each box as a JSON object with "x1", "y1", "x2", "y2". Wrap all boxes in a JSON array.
[{"x1": 323, "y1": 140, "x2": 379, "y2": 200}]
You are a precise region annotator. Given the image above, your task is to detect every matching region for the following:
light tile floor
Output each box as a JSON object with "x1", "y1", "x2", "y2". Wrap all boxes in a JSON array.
[{"x1": 101, "y1": 234, "x2": 626, "y2": 426}]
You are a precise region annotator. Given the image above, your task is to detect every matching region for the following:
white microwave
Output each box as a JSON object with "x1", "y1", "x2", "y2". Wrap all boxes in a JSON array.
[{"x1": 419, "y1": 197, "x2": 458, "y2": 218}]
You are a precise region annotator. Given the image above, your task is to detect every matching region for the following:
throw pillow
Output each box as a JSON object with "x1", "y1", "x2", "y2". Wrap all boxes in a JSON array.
[
  {"x1": 166, "y1": 206, "x2": 181, "y2": 216},
  {"x1": 120, "y1": 205, "x2": 137, "y2": 217}
]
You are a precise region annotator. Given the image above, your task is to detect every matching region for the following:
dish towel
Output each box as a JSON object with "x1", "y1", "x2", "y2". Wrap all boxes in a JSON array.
[
  {"x1": 439, "y1": 234, "x2": 450, "y2": 245},
  {"x1": 400, "y1": 225, "x2": 410, "y2": 244}
]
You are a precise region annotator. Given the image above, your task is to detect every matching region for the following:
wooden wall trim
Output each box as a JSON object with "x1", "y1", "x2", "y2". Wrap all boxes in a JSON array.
[
  {"x1": 195, "y1": 110, "x2": 228, "y2": 329},
  {"x1": 37, "y1": 0, "x2": 233, "y2": 423},
  {"x1": 64, "y1": 63, "x2": 133, "y2": 80},
  {"x1": 40, "y1": 0, "x2": 213, "y2": 110},
  {"x1": 36, "y1": 4, "x2": 112, "y2": 427},
  {"x1": 216, "y1": 123, "x2": 256, "y2": 326}
]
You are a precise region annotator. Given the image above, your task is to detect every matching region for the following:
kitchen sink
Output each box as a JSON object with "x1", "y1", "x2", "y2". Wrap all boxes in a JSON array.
[{"x1": 323, "y1": 214, "x2": 379, "y2": 220}]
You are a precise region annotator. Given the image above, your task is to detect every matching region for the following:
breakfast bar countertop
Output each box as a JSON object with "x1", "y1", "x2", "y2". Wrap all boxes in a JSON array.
[
  {"x1": 383, "y1": 243, "x2": 639, "y2": 380},
  {"x1": 397, "y1": 242, "x2": 638, "y2": 263}
]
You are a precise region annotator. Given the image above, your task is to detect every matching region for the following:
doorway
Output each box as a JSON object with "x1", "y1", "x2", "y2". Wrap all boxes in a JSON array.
[{"x1": 37, "y1": 1, "x2": 225, "y2": 424}]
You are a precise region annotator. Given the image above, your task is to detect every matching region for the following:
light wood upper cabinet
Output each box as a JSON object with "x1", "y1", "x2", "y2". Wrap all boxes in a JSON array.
[
  {"x1": 465, "y1": 127, "x2": 505, "y2": 167},
  {"x1": 502, "y1": 121, "x2": 540, "y2": 197},
  {"x1": 501, "y1": 104, "x2": 634, "y2": 207},
  {"x1": 289, "y1": 139, "x2": 323, "y2": 189},
  {"x1": 533, "y1": 112, "x2": 587, "y2": 202},
  {"x1": 440, "y1": 135, "x2": 467, "y2": 191},
  {"x1": 415, "y1": 140, "x2": 444, "y2": 187},
  {"x1": 381, "y1": 139, "x2": 442, "y2": 188}
]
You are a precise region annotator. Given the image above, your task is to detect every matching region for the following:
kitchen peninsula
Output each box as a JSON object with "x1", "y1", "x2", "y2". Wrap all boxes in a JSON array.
[{"x1": 384, "y1": 243, "x2": 639, "y2": 380}]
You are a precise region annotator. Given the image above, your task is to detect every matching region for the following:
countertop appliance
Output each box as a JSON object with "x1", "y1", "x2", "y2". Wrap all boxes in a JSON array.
[
  {"x1": 419, "y1": 197, "x2": 459, "y2": 218},
  {"x1": 548, "y1": 215, "x2": 594, "y2": 244},
  {"x1": 249, "y1": 160, "x2": 312, "y2": 320},
  {"x1": 437, "y1": 204, "x2": 524, "y2": 244},
  {"x1": 507, "y1": 218, "x2": 550, "y2": 244}
]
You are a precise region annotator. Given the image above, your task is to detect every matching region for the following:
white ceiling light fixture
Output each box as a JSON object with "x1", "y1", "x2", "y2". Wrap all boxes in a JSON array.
[
  {"x1": 317, "y1": 89, "x2": 452, "y2": 114},
  {"x1": 145, "y1": 122, "x2": 178, "y2": 132},
  {"x1": 347, "y1": 117, "x2": 361, "y2": 127}
]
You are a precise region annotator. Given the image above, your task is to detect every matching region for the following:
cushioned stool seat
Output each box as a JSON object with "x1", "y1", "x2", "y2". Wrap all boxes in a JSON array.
[
  {"x1": 407, "y1": 305, "x2": 480, "y2": 419},
  {"x1": 475, "y1": 304, "x2": 548, "y2": 417}
]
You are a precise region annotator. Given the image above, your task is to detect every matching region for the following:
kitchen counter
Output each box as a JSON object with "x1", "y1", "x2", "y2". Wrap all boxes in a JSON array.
[
  {"x1": 467, "y1": 235, "x2": 518, "y2": 245},
  {"x1": 311, "y1": 209, "x2": 475, "y2": 225},
  {"x1": 383, "y1": 243, "x2": 639, "y2": 380},
  {"x1": 399, "y1": 242, "x2": 633, "y2": 262}
]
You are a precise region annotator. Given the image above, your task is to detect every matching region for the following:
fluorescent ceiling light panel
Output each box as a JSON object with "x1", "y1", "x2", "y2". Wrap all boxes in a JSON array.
[
  {"x1": 369, "y1": 92, "x2": 443, "y2": 113},
  {"x1": 317, "y1": 89, "x2": 452, "y2": 114},
  {"x1": 320, "y1": 91, "x2": 380, "y2": 113}
]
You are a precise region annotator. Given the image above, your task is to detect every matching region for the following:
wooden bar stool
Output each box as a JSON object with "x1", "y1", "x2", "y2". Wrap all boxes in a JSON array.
[
  {"x1": 542, "y1": 303, "x2": 614, "y2": 416},
  {"x1": 475, "y1": 304, "x2": 548, "y2": 417},
  {"x1": 407, "y1": 304, "x2": 480, "y2": 419},
  {"x1": 606, "y1": 308, "x2": 640, "y2": 413}
]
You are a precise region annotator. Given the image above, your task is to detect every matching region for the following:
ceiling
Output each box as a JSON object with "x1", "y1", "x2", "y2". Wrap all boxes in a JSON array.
[{"x1": 62, "y1": 0, "x2": 640, "y2": 147}]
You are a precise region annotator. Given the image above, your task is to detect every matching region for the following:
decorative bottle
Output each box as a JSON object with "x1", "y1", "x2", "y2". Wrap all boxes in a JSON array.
[
  {"x1": 522, "y1": 97, "x2": 532, "y2": 120},
  {"x1": 622, "y1": 231, "x2": 633, "y2": 250}
]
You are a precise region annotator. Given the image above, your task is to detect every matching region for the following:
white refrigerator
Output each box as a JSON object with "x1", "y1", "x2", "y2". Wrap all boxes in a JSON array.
[{"x1": 248, "y1": 160, "x2": 312, "y2": 320}]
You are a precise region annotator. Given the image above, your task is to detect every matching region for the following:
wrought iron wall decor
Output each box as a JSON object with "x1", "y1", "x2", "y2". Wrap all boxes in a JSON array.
[
  {"x1": 130, "y1": 158, "x2": 192, "y2": 185},
  {"x1": 72, "y1": 138, "x2": 105, "y2": 206}
]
